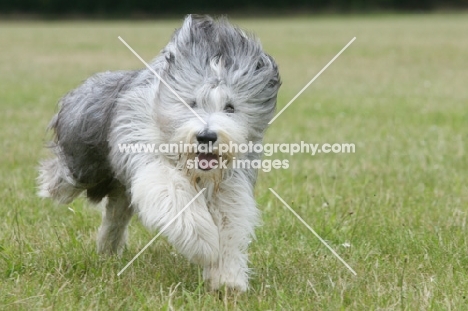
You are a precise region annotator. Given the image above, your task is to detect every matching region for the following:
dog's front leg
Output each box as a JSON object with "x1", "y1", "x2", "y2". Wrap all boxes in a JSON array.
[
  {"x1": 204, "y1": 172, "x2": 260, "y2": 292},
  {"x1": 131, "y1": 161, "x2": 219, "y2": 265}
]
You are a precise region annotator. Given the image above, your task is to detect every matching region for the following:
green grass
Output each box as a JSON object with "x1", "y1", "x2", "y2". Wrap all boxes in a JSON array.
[{"x1": 1, "y1": 14, "x2": 468, "y2": 309}]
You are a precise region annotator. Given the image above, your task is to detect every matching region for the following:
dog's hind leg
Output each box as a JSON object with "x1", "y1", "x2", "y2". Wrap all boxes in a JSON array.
[
  {"x1": 38, "y1": 157, "x2": 83, "y2": 204},
  {"x1": 97, "y1": 186, "x2": 133, "y2": 256}
]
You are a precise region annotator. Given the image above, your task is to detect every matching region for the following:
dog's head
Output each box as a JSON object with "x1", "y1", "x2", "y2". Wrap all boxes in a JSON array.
[{"x1": 154, "y1": 15, "x2": 281, "y2": 179}]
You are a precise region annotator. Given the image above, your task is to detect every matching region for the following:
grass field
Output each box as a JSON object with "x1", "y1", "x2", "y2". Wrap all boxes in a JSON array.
[{"x1": 1, "y1": 14, "x2": 468, "y2": 310}]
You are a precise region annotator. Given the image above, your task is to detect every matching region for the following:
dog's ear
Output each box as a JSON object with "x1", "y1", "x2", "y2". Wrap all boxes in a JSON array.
[
  {"x1": 166, "y1": 15, "x2": 215, "y2": 66},
  {"x1": 266, "y1": 54, "x2": 281, "y2": 85},
  {"x1": 176, "y1": 15, "x2": 214, "y2": 46},
  {"x1": 256, "y1": 54, "x2": 275, "y2": 71},
  {"x1": 255, "y1": 54, "x2": 281, "y2": 87},
  {"x1": 182, "y1": 14, "x2": 214, "y2": 30}
]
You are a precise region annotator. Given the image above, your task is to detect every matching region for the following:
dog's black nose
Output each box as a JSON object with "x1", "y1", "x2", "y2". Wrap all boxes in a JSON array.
[{"x1": 196, "y1": 131, "x2": 218, "y2": 144}]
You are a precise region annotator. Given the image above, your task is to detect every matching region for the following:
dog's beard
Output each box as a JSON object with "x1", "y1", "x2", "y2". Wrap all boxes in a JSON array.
[{"x1": 179, "y1": 152, "x2": 223, "y2": 191}]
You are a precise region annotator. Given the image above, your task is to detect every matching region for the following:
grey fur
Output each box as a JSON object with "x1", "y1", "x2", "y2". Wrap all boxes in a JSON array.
[
  {"x1": 160, "y1": 15, "x2": 280, "y2": 142},
  {"x1": 38, "y1": 16, "x2": 281, "y2": 290},
  {"x1": 48, "y1": 70, "x2": 141, "y2": 201},
  {"x1": 40, "y1": 15, "x2": 280, "y2": 203}
]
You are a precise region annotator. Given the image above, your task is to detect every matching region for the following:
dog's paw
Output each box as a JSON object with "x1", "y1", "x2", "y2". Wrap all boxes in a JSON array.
[
  {"x1": 97, "y1": 244, "x2": 126, "y2": 257},
  {"x1": 204, "y1": 266, "x2": 249, "y2": 292},
  {"x1": 96, "y1": 228, "x2": 128, "y2": 257}
]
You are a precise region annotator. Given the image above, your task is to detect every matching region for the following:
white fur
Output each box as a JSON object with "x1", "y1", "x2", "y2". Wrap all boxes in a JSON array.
[
  {"x1": 104, "y1": 74, "x2": 258, "y2": 291},
  {"x1": 38, "y1": 15, "x2": 280, "y2": 293}
]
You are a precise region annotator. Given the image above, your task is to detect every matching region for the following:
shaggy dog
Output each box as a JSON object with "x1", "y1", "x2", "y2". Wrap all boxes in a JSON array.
[{"x1": 38, "y1": 15, "x2": 281, "y2": 292}]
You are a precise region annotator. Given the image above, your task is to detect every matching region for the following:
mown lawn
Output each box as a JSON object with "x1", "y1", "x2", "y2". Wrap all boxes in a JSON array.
[{"x1": 1, "y1": 14, "x2": 467, "y2": 310}]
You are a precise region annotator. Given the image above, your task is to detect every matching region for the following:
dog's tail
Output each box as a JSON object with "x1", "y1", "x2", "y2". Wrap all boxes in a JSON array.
[{"x1": 38, "y1": 156, "x2": 83, "y2": 204}]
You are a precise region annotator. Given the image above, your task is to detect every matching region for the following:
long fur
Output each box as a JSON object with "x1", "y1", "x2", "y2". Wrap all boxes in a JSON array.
[{"x1": 38, "y1": 15, "x2": 281, "y2": 292}]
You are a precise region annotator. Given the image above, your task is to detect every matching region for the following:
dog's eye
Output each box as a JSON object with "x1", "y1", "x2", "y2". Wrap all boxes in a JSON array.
[
  {"x1": 224, "y1": 104, "x2": 235, "y2": 113},
  {"x1": 189, "y1": 101, "x2": 197, "y2": 108}
]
